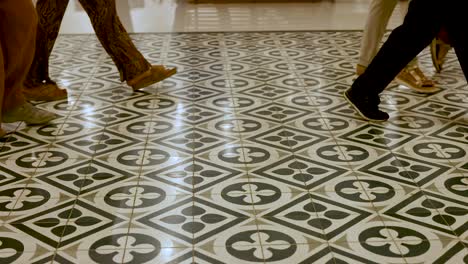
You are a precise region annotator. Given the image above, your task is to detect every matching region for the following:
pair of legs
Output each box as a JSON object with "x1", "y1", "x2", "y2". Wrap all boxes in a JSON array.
[
  {"x1": 24, "y1": 0, "x2": 176, "y2": 101},
  {"x1": 0, "y1": 0, "x2": 55, "y2": 137},
  {"x1": 358, "y1": 0, "x2": 436, "y2": 93},
  {"x1": 346, "y1": 0, "x2": 467, "y2": 121}
]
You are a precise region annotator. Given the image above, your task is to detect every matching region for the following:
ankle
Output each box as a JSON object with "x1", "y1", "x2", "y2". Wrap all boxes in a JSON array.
[{"x1": 356, "y1": 64, "x2": 367, "y2": 75}]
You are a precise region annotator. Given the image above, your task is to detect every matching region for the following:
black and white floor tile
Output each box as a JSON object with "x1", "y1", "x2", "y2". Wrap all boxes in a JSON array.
[{"x1": 0, "y1": 32, "x2": 467, "y2": 263}]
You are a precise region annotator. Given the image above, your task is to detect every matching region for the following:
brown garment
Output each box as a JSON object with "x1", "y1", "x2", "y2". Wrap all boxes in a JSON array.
[
  {"x1": 25, "y1": 0, "x2": 151, "y2": 88},
  {"x1": 0, "y1": 0, "x2": 35, "y2": 118}
]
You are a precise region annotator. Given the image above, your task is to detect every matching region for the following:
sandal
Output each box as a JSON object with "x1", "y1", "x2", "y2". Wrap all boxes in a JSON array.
[
  {"x1": 411, "y1": 67, "x2": 435, "y2": 88},
  {"x1": 127, "y1": 65, "x2": 177, "y2": 91},
  {"x1": 23, "y1": 83, "x2": 68, "y2": 102},
  {"x1": 395, "y1": 67, "x2": 438, "y2": 94}
]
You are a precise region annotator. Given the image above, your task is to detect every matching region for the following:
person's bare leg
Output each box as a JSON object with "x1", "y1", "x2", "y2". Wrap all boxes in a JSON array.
[{"x1": 358, "y1": 0, "x2": 398, "y2": 73}]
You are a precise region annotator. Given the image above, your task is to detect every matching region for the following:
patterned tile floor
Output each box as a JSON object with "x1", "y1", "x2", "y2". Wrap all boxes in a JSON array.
[{"x1": 1, "y1": 32, "x2": 467, "y2": 264}]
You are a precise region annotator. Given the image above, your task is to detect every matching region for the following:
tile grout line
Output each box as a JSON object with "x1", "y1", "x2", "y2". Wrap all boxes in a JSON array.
[
  {"x1": 52, "y1": 34, "x2": 142, "y2": 260},
  {"x1": 219, "y1": 33, "x2": 268, "y2": 263},
  {"x1": 272, "y1": 32, "x2": 360, "y2": 263}
]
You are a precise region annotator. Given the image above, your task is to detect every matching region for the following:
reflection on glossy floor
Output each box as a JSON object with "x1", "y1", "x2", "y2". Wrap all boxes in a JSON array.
[
  {"x1": 60, "y1": 0, "x2": 405, "y2": 33},
  {"x1": 1, "y1": 32, "x2": 467, "y2": 263}
]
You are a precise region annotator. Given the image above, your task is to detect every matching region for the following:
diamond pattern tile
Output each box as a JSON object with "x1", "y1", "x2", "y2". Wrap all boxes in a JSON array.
[
  {"x1": 11, "y1": 200, "x2": 125, "y2": 248},
  {"x1": 241, "y1": 102, "x2": 312, "y2": 124},
  {"x1": 263, "y1": 193, "x2": 373, "y2": 240},
  {"x1": 338, "y1": 124, "x2": 419, "y2": 150}
]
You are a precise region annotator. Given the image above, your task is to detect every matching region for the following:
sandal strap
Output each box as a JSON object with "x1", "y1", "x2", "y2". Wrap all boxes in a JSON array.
[
  {"x1": 406, "y1": 67, "x2": 435, "y2": 87},
  {"x1": 410, "y1": 68, "x2": 427, "y2": 82},
  {"x1": 399, "y1": 69, "x2": 423, "y2": 87}
]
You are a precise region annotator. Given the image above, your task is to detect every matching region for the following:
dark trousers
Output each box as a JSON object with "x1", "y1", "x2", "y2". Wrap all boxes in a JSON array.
[
  {"x1": 25, "y1": 0, "x2": 151, "y2": 88},
  {"x1": 352, "y1": 0, "x2": 467, "y2": 98}
]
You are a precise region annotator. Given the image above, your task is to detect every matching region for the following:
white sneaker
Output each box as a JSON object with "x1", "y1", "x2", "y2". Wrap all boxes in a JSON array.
[{"x1": 3, "y1": 102, "x2": 56, "y2": 125}]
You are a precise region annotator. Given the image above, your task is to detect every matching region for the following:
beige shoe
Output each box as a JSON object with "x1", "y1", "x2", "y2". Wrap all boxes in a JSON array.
[
  {"x1": 23, "y1": 83, "x2": 68, "y2": 102},
  {"x1": 395, "y1": 67, "x2": 438, "y2": 94},
  {"x1": 3, "y1": 102, "x2": 56, "y2": 125},
  {"x1": 127, "y1": 65, "x2": 177, "y2": 91}
]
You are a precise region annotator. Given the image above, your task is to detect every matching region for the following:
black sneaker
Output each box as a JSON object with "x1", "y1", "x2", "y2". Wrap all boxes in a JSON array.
[{"x1": 343, "y1": 88, "x2": 389, "y2": 121}]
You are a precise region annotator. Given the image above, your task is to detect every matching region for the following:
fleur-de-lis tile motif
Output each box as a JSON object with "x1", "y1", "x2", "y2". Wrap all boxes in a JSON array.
[
  {"x1": 226, "y1": 230, "x2": 297, "y2": 262},
  {"x1": 368, "y1": 229, "x2": 422, "y2": 255},
  {"x1": 8, "y1": 189, "x2": 46, "y2": 210},
  {"x1": 53, "y1": 100, "x2": 97, "y2": 113},
  {"x1": 0, "y1": 189, "x2": 23, "y2": 210},
  {"x1": 414, "y1": 142, "x2": 465, "y2": 159},
  {"x1": 292, "y1": 95, "x2": 333, "y2": 108},
  {"x1": 133, "y1": 98, "x2": 175, "y2": 111},
  {"x1": 174, "y1": 70, "x2": 220, "y2": 82},
  {"x1": 241, "y1": 84, "x2": 299, "y2": 100},
  {"x1": 339, "y1": 181, "x2": 390, "y2": 201},
  {"x1": 105, "y1": 185, "x2": 166, "y2": 208},
  {"x1": 38, "y1": 123, "x2": 83, "y2": 137},
  {"x1": 90, "y1": 234, "x2": 161, "y2": 264},
  {"x1": 118, "y1": 149, "x2": 169, "y2": 166},
  {"x1": 389, "y1": 116, "x2": 434, "y2": 129},
  {"x1": 213, "y1": 97, "x2": 254, "y2": 108},
  {"x1": 239, "y1": 69, "x2": 288, "y2": 81},
  {"x1": 215, "y1": 119, "x2": 261, "y2": 133},
  {"x1": 319, "y1": 145, "x2": 368, "y2": 162},
  {"x1": 223, "y1": 182, "x2": 281, "y2": 205},
  {"x1": 303, "y1": 117, "x2": 349, "y2": 131},
  {"x1": 17, "y1": 151, "x2": 67, "y2": 168},
  {"x1": 220, "y1": 147, "x2": 269, "y2": 164},
  {"x1": 359, "y1": 226, "x2": 430, "y2": 258},
  {"x1": 127, "y1": 120, "x2": 172, "y2": 135}
]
